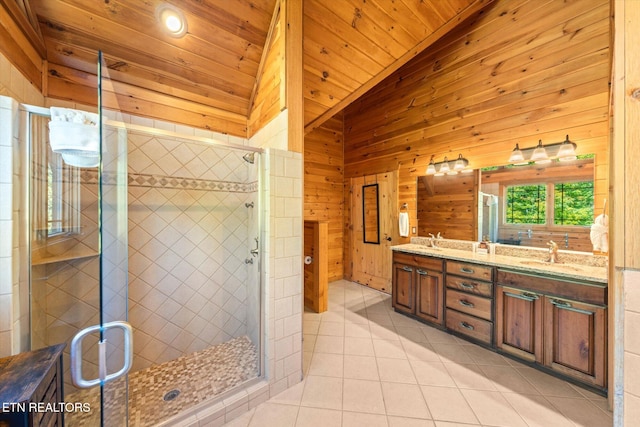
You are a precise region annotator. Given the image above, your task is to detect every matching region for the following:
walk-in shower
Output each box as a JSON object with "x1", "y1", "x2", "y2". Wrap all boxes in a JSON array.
[{"x1": 23, "y1": 105, "x2": 265, "y2": 426}]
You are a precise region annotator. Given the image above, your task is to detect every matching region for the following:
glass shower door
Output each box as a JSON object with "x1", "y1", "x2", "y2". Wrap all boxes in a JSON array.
[{"x1": 69, "y1": 51, "x2": 131, "y2": 426}]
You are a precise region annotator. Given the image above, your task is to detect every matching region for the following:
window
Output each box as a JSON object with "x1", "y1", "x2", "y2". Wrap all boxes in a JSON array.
[
  {"x1": 32, "y1": 114, "x2": 81, "y2": 241},
  {"x1": 554, "y1": 181, "x2": 593, "y2": 225},
  {"x1": 506, "y1": 184, "x2": 546, "y2": 224},
  {"x1": 47, "y1": 150, "x2": 64, "y2": 236},
  {"x1": 505, "y1": 181, "x2": 593, "y2": 226}
]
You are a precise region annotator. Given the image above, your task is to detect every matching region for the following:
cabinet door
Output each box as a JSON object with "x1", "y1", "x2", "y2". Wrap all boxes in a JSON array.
[
  {"x1": 496, "y1": 286, "x2": 543, "y2": 363},
  {"x1": 392, "y1": 263, "x2": 414, "y2": 314},
  {"x1": 543, "y1": 296, "x2": 606, "y2": 388},
  {"x1": 416, "y1": 269, "x2": 443, "y2": 326}
]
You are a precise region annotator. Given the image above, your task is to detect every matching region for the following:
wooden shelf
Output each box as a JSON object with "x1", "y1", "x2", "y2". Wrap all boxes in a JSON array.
[{"x1": 31, "y1": 245, "x2": 98, "y2": 266}]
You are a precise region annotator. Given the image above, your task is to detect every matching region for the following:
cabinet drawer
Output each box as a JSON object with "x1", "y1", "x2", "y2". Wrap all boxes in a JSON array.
[
  {"x1": 446, "y1": 289, "x2": 492, "y2": 321},
  {"x1": 446, "y1": 261, "x2": 492, "y2": 281},
  {"x1": 496, "y1": 269, "x2": 606, "y2": 306},
  {"x1": 446, "y1": 275, "x2": 493, "y2": 297},
  {"x1": 446, "y1": 310, "x2": 493, "y2": 345},
  {"x1": 393, "y1": 252, "x2": 443, "y2": 272}
]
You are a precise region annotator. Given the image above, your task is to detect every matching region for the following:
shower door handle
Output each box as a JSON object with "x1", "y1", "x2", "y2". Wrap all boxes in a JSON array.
[{"x1": 70, "y1": 320, "x2": 133, "y2": 388}]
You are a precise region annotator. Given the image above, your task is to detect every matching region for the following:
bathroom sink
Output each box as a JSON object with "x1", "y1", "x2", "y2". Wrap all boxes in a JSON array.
[
  {"x1": 518, "y1": 260, "x2": 551, "y2": 266},
  {"x1": 517, "y1": 259, "x2": 582, "y2": 272}
]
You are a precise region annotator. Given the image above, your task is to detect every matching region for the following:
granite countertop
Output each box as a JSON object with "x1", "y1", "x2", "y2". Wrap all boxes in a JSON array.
[{"x1": 391, "y1": 243, "x2": 608, "y2": 284}]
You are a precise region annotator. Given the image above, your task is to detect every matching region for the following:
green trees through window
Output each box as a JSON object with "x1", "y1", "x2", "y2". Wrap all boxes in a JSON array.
[
  {"x1": 506, "y1": 181, "x2": 593, "y2": 226},
  {"x1": 554, "y1": 182, "x2": 594, "y2": 225},
  {"x1": 506, "y1": 184, "x2": 546, "y2": 224}
]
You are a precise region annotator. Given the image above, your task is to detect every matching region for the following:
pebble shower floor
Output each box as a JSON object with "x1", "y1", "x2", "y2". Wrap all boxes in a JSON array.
[{"x1": 65, "y1": 335, "x2": 258, "y2": 426}]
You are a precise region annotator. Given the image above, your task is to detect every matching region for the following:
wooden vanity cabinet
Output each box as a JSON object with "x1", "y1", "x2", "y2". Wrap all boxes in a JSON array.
[
  {"x1": 496, "y1": 285, "x2": 543, "y2": 363},
  {"x1": 392, "y1": 250, "x2": 607, "y2": 391},
  {"x1": 543, "y1": 296, "x2": 607, "y2": 388},
  {"x1": 392, "y1": 252, "x2": 444, "y2": 326},
  {"x1": 392, "y1": 261, "x2": 415, "y2": 315},
  {"x1": 0, "y1": 344, "x2": 65, "y2": 427},
  {"x1": 445, "y1": 261, "x2": 494, "y2": 345},
  {"x1": 497, "y1": 269, "x2": 607, "y2": 388}
]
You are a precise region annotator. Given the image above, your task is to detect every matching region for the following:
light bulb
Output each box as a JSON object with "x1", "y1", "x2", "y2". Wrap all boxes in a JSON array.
[
  {"x1": 531, "y1": 140, "x2": 549, "y2": 163},
  {"x1": 557, "y1": 135, "x2": 576, "y2": 161},
  {"x1": 453, "y1": 154, "x2": 467, "y2": 171},
  {"x1": 156, "y1": 4, "x2": 187, "y2": 37},
  {"x1": 509, "y1": 143, "x2": 525, "y2": 163},
  {"x1": 439, "y1": 157, "x2": 450, "y2": 174},
  {"x1": 426, "y1": 157, "x2": 436, "y2": 175}
]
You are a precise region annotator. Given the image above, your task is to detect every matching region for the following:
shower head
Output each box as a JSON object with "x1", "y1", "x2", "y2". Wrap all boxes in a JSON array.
[{"x1": 242, "y1": 152, "x2": 255, "y2": 164}]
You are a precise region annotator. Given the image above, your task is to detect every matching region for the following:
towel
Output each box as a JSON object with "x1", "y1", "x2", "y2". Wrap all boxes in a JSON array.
[
  {"x1": 590, "y1": 213, "x2": 609, "y2": 252},
  {"x1": 399, "y1": 212, "x2": 409, "y2": 237},
  {"x1": 49, "y1": 107, "x2": 100, "y2": 168}
]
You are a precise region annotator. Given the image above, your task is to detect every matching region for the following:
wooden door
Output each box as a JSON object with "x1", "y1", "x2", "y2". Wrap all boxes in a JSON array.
[
  {"x1": 543, "y1": 296, "x2": 606, "y2": 387},
  {"x1": 496, "y1": 286, "x2": 543, "y2": 363},
  {"x1": 350, "y1": 171, "x2": 397, "y2": 293},
  {"x1": 415, "y1": 269, "x2": 444, "y2": 326},
  {"x1": 392, "y1": 262, "x2": 414, "y2": 314}
]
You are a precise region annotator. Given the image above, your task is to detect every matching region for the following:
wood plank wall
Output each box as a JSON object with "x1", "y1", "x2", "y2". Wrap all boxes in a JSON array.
[
  {"x1": 303, "y1": 112, "x2": 344, "y2": 281},
  {"x1": 45, "y1": 59, "x2": 248, "y2": 137},
  {"x1": 343, "y1": 0, "x2": 610, "y2": 275},
  {"x1": 248, "y1": 4, "x2": 283, "y2": 138},
  {"x1": 0, "y1": 1, "x2": 44, "y2": 92},
  {"x1": 417, "y1": 171, "x2": 479, "y2": 240}
]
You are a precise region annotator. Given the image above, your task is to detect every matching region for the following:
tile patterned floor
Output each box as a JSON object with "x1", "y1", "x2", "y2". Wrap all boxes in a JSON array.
[
  {"x1": 225, "y1": 280, "x2": 613, "y2": 427},
  {"x1": 65, "y1": 335, "x2": 258, "y2": 426}
]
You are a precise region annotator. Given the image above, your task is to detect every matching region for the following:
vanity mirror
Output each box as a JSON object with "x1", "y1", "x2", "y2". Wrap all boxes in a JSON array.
[{"x1": 417, "y1": 156, "x2": 597, "y2": 252}]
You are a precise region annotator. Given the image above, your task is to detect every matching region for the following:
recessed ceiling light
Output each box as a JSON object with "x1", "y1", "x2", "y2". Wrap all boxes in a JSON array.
[{"x1": 156, "y1": 4, "x2": 187, "y2": 38}]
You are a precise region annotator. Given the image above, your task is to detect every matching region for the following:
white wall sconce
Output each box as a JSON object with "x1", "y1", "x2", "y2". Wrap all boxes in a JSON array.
[
  {"x1": 426, "y1": 154, "x2": 472, "y2": 176},
  {"x1": 509, "y1": 135, "x2": 577, "y2": 165}
]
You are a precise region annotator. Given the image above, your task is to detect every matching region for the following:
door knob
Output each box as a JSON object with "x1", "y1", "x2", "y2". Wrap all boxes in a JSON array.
[{"x1": 385, "y1": 236, "x2": 392, "y2": 241}]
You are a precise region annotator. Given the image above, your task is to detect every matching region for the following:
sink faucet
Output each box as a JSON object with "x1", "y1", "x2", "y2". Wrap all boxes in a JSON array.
[
  {"x1": 547, "y1": 240, "x2": 559, "y2": 263},
  {"x1": 428, "y1": 233, "x2": 438, "y2": 248}
]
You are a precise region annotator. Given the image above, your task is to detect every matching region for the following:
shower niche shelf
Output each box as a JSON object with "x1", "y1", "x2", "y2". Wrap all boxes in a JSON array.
[{"x1": 32, "y1": 246, "x2": 98, "y2": 266}]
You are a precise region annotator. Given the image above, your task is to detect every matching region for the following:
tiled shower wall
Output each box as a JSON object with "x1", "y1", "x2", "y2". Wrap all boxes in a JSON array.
[
  {"x1": 127, "y1": 130, "x2": 259, "y2": 371},
  {"x1": 0, "y1": 50, "x2": 44, "y2": 357},
  {"x1": 249, "y1": 111, "x2": 304, "y2": 399}
]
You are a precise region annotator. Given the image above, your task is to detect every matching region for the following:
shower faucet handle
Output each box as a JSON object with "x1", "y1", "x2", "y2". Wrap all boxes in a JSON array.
[{"x1": 250, "y1": 237, "x2": 259, "y2": 257}]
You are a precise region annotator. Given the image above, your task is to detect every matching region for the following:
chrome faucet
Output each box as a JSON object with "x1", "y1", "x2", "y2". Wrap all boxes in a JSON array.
[
  {"x1": 547, "y1": 240, "x2": 559, "y2": 263},
  {"x1": 428, "y1": 233, "x2": 438, "y2": 248}
]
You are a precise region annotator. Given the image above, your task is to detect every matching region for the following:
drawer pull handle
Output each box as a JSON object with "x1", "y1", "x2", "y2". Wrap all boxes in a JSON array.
[
  {"x1": 416, "y1": 269, "x2": 428, "y2": 276},
  {"x1": 460, "y1": 267, "x2": 475, "y2": 274},
  {"x1": 550, "y1": 299, "x2": 571, "y2": 308},
  {"x1": 459, "y1": 299, "x2": 475, "y2": 308},
  {"x1": 459, "y1": 282, "x2": 475, "y2": 290},
  {"x1": 460, "y1": 321, "x2": 475, "y2": 330},
  {"x1": 402, "y1": 266, "x2": 413, "y2": 272},
  {"x1": 504, "y1": 291, "x2": 538, "y2": 302},
  {"x1": 549, "y1": 299, "x2": 593, "y2": 315}
]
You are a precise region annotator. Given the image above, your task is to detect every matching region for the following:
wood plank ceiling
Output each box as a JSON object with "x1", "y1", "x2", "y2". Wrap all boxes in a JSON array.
[{"x1": 22, "y1": 0, "x2": 489, "y2": 136}]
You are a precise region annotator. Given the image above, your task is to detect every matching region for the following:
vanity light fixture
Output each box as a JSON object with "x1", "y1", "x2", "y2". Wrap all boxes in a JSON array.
[
  {"x1": 508, "y1": 135, "x2": 577, "y2": 165},
  {"x1": 530, "y1": 140, "x2": 551, "y2": 164},
  {"x1": 556, "y1": 135, "x2": 577, "y2": 161},
  {"x1": 156, "y1": 3, "x2": 188, "y2": 38},
  {"x1": 426, "y1": 154, "x2": 471, "y2": 176},
  {"x1": 508, "y1": 143, "x2": 525, "y2": 164}
]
